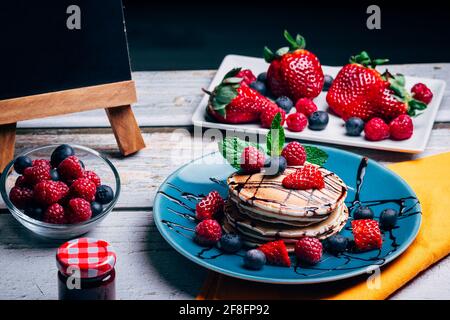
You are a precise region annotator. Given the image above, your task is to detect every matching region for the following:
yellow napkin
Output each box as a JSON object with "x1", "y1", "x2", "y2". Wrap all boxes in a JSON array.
[{"x1": 197, "y1": 152, "x2": 450, "y2": 300}]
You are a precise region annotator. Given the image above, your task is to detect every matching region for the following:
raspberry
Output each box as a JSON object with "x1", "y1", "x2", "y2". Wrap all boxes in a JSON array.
[
  {"x1": 236, "y1": 69, "x2": 256, "y2": 86},
  {"x1": 15, "y1": 176, "x2": 29, "y2": 188},
  {"x1": 351, "y1": 219, "x2": 383, "y2": 251},
  {"x1": 240, "y1": 146, "x2": 265, "y2": 173},
  {"x1": 260, "y1": 107, "x2": 286, "y2": 129},
  {"x1": 67, "y1": 198, "x2": 92, "y2": 223},
  {"x1": 195, "y1": 219, "x2": 222, "y2": 246},
  {"x1": 32, "y1": 159, "x2": 51, "y2": 169},
  {"x1": 286, "y1": 113, "x2": 308, "y2": 132},
  {"x1": 23, "y1": 165, "x2": 51, "y2": 185},
  {"x1": 364, "y1": 117, "x2": 389, "y2": 141},
  {"x1": 281, "y1": 141, "x2": 306, "y2": 166},
  {"x1": 258, "y1": 240, "x2": 291, "y2": 267},
  {"x1": 33, "y1": 180, "x2": 68, "y2": 206},
  {"x1": 83, "y1": 171, "x2": 101, "y2": 187},
  {"x1": 282, "y1": 164, "x2": 325, "y2": 190},
  {"x1": 196, "y1": 190, "x2": 224, "y2": 221},
  {"x1": 9, "y1": 186, "x2": 33, "y2": 209},
  {"x1": 70, "y1": 178, "x2": 96, "y2": 202},
  {"x1": 43, "y1": 203, "x2": 67, "y2": 224},
  {"x1": 295, "y1": 98, "x2": 318, "y2": 117},
  {"x1": 389, "y1": 114, "x2": 413, "y2": 140},
  {"x1": 411, "y1": 83, "x2": 433, "y2": 105},
  {"x1": 295, "y1": 237, "x2": 323, "y2": 264},
  {"x1": 58, "y1": 156, "x2": 84, "y2": 182}
]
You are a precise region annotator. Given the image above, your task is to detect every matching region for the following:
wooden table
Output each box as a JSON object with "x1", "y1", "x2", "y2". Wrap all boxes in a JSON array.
[{"x1": 1, "y1": 64, "x2": 449, "y2": 300}]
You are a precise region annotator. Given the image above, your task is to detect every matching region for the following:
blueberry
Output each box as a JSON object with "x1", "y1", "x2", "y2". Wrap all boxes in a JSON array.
[
  {"x1": 263, "y1": 156, "x2": 287, "y2": 176},
  {"x1": 323, "y1": 74, "x2": 334, "y2": 91},
  {"x1": 13, "y1": 156, "x2": 32, "y2": 174},
  {"x1": 24, "y1": 205, "x2": 44, "y2": 220},
  {"x1": 345, "y1": 117, "x2": 365, "y2": 136},
  {"x1": 249, "y1": 81, "x2": 267, "y2": 95},
  {"x1": 95, "y1": 185, "x2": 114, "y2": 204},
  {"x1": 219, "y1": 234, "x2": 243, "y2": 253},
  {"x1": 308, "y1": 111, "x2": 329, "y2": 130},
  {"x1": 243, "y1": 249, "x2": 266, "y2": 270},
  {"x1": 50, "y1": 144, "x2": 74, "y2": 167},
  {"x1": 50, "y1": 169, "x2": 60, "y2": 181},
  {"x1": 257, "y1": 72, "x2": 267, "y2": 83},
  {"x1": 326, "y1": 235, "x2": 349, "y2": 254},
  {"x1": 380, "y1": 208, "x2": 399, "y2": 230},
  {"x1": 91, "y1": 201, "x2": 104, "y2": 216},
  {"x1": 353, "y1": 206, "x2": 374, "y2": 220},
  {"x1": 275, "y1": 96, "x2": 294, "y2": 113}
]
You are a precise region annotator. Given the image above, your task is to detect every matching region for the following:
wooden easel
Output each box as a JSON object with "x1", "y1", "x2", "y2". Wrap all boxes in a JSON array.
[{"x1": 0, "y1": 80, "x2": 145, "y2": 172}]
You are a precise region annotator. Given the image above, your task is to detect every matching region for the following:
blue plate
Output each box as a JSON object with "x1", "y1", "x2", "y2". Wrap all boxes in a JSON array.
[{"x1": 153, "y1": 146, "x2": 421, "y2": 284}]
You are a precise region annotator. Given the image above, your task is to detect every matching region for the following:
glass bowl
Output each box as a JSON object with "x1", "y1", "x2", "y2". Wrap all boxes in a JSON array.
[{"x1": 0, "y1": 145, "x2": 120, "y2": 239}]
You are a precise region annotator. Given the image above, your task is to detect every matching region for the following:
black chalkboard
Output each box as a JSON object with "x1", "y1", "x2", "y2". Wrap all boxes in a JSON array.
[{"x1": 0, "y1": 0, "x2": 132, "y2": 100}]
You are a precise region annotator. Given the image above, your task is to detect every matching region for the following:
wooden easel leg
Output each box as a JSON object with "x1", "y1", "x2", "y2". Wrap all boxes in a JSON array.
[
  {"x1": 0, "y1": 123, "x2": 17, "y2": 173},
  {"x1": 105, "y1": 105, "x2": 145, "y2": 156}
]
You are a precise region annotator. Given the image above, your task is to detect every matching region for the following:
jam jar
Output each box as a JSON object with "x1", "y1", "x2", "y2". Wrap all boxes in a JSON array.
[{"x1": 56, "y1": 238, "x2": 117, "y2": 300}]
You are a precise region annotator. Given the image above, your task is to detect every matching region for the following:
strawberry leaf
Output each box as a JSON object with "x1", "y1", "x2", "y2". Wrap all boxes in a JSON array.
[
  {"x1": 304, "y1": 146, "x2": 328, "y2": 166},
  {"x1": 267, "y1": 113, "x2": 285, "y2": 157},
  {"x1": 218, "y1": 137, "x2": 264, "y2": 170},
  {"x1": 263, "y1": 47, "x2": 275, "y2": 63}
]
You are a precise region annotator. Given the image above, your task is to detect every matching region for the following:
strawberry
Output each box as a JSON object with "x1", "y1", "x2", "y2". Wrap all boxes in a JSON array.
[
  {"x1": 286, "y1": 113, "x2": 308, "y2": 132},
  {"x1": 258, "y1": 240, "x2": 291, "y2": 267},
  {"x1": 364, "y1": 117, "x2": 390, "y2": 141},
  {"x1": 204, "y1": 68, "x2": 277, "y2": 124},
  {"x1": 43, "y1": 203, "x2": 67, "y2": 224},
  {"x1": 67, "y1": 198, "x2": 92, "y2": 223},
  {"x1": 260, "y1": 107, "x2": 286, "y2": 129},
  {"x1": 195, "y1": 219, "x2": 222, "y2": 246},
  {"x1": 196, "y1": 190, "x2": 224, "y2": 221},
  {"x1": 240, "y1": 146, "x2": 265, "y2": 173},
  {"x1": 282, "y1": 164, "x2": 325, "y2": 190},
  {"x1": 23, "y1": 165, "x2": 51, "y2": 185},
  {"x1": 295, "y1": 98, "x2": 318, "y2": 117},
  {"x1": 264, "y1": 31, "x2": 324, "y2": 101},
  {"x1": 70, "y1": 178, "x2": 96, "y2": 202},
  {"x1": 236, "y1": 69, "x2": 256, "y2": 86},
  {"x1": 389, "y1": 114, "x2": 413, "y2": 140},
  {"x1": 83, "y1": 171, "x2": 101, "y2": 187},
  {"x1": 351, "y1": 219, "x2": 383, "y2": 251},
  {"x1": 9, "y1": 186, "x2": 33, "y2": 209},
  {"x1": 34, "y1": 180, "x2": 69, "y2": 206},
  {"x1": 58, "y1": 155, "x2": 84, "y2": 183},
  {"x1": 411, "y1": 83, "x2": 433, "y2": 105},
  {"x1": 281, "y1": 141, "x2": 306, "y2": 166},
  {"x1": 295, "y1": 237, "x2": 323, "y2": 264}
]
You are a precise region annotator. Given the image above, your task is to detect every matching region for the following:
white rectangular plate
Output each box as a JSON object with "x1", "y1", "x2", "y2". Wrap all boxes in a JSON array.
[{"x1": 192, "y1": 55, "x2": 446, "y2": 153}]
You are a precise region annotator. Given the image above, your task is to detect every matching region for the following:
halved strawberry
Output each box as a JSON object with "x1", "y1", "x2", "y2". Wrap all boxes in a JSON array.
[
  {"x1": 282, "y1": 164, "x2": 325, "y2": 190},
  {"x1": 351, "y1": 219, "x2": 383, "y2": 251},
  {"x1": 258, "y1": 240, "x2": 291, "y2": 267}
]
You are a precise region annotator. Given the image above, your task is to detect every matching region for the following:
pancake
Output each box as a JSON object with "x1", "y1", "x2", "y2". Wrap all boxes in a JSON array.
[{"x1": 227, "y1": 163, "x2": 347, "y2": 220}]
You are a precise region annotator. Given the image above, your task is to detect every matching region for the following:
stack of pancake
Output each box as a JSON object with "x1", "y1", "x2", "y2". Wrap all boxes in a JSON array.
[{"x1": 222, "y1": 163, "x2": 348, "y2": 251}]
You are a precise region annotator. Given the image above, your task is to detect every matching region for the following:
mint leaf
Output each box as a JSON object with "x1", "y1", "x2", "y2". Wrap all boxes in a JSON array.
[
  {"x1": 218, "y1": 137, "x2": 264, "y2": 170},
  {"x1": 304, "y1": 145, "x2": 328, "y2": 166},
  {"x1": 267, "y1": 113, "x2": 285, "y2": 157}
]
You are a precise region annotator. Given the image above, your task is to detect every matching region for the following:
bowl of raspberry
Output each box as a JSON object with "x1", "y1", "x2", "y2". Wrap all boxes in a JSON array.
[{"x1": 0, "y1": 144, "x2": 120, "y2": 239}]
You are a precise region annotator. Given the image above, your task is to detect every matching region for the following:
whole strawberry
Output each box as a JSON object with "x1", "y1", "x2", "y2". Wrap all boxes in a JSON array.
[
  {"x1": 260, "y1": 107, "x2": 286, "y2": 129},
  {"x1": 351, "y1": 219, "x2": 383, "y2": 251},
  {"x1": 286, "y1": 113, "x2": 308, "y2": 132},
  {"x1": 67, "y1": 198, "x2": 92, "y2": 223},
  {"x1": 34, "y1": 180, "x2": 68, "y2": 206},
  {"x1": 196, "y1": 190, "x2": 224, "y2": 221},
  {"x1": 389, "y1": 114, "x2": 414, "y2": 140},
  {"x1": 43, "y1": 203, "x2": 67, "y2": 224},
  {"x1": 205, "y1": 68, "x2": 277, "y2": 124},
  {"x1": 281, "y1": 141, "x2": 306, "y2": 166},
  {"x1": 58, "y1": 155, "x2": 84, "y2": 183},
  {"x1": 258, "y1": 240, "x2": 291, "y2": 267},
  {"x1": 83, "y1": 171, "x2": 101, "y2": 187},
  {"x1": 411, "y1": 83, "x2": 433, "y2": 105},
  {"x1": 240, "y1": 146, "x2": 265, "y2": 173},
  {"x1": 23, "y1": 165, "x2": 51, "y2": 185},
  {"x1": 70, "y1": 178, "x2": 96, "y2": 202},
  {"x1": 195, "y1": 219, "x2": 222, "y2": 246},
  {"x1": 364, "y1": 117, "x2": 389, "y2": 141},
  {"x1": 282, "y1": 164, "x2": 325, "y2": 190},
  {"x1": 295, "y1": 237, "x2": 323, "y2": 264},
  {"x1": 264, "y1": 31, "x2": 324, "y2": 101},
  {"x1": 295, "y1": 98, "x2": 318, "y2": 117},
  {"x1": 9, "y1": 186, "x2": 33, "y2": 209}
]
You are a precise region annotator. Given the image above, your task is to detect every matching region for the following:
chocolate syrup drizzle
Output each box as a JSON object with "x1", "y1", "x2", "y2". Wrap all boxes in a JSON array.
[{"x1": 157, "y1": 156, "x2": 421, "y2": 278}]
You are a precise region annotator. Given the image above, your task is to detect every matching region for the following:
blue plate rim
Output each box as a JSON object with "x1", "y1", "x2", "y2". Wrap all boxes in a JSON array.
[{"x1": 153, "y1": 146, "x2": 422, "y2": 284}]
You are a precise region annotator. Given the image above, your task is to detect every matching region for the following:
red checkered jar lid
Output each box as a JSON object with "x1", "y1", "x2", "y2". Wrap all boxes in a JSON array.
[{"x1": 56, "y1": 238, "x2": 116, "y2": 279}]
